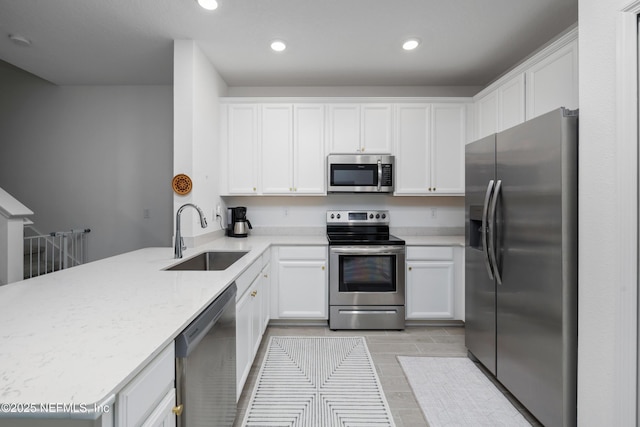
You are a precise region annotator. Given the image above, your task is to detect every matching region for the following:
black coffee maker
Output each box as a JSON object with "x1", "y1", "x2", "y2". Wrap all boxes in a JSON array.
[{"x1": 227, "y1": 206, "x2": 252, "y2": 237}]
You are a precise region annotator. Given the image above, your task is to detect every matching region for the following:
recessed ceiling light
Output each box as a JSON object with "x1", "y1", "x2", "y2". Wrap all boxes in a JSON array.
[
  {"x1": 197, "y1": 0, "x2": 218, "y2": 10},
  {"x1": 270, "y1": 40, "x2": 287, "y2": 52},
  {"x1": 402, "y1": 39, "x2": 420, "y2": 51}
]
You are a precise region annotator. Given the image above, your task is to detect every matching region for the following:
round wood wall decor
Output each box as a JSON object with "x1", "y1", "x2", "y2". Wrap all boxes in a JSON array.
[{"x1": 172, "y1": 174, "x2": 193, "y2": 195}]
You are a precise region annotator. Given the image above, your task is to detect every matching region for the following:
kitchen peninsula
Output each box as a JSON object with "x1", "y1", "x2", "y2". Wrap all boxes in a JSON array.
[{"x1": 0, "y1": 233, "x2": 462, "y2": 426}]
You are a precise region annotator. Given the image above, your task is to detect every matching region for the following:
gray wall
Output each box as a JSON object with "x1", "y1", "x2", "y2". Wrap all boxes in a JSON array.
[{"x1": 0, "y1": 61, "x2": 173, "y2": 261}]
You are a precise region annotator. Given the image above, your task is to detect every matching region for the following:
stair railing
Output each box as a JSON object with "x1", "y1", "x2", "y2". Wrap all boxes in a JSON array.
[{"x1": 23, "y1": 228, "x2": 91, "y2": 279}]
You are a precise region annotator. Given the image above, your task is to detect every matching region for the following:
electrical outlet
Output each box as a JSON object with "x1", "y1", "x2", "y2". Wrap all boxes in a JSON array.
[
  {"x1": 215, "y1": 205, "x2": 221, "y2": 217},
  {"x1": 284, "y1": 207, "x2": 289, "y2": 217},
  {"x1": 430, "y1": 208, "x2": 437, "y2": 219},
  {"x1": 143, "y1": 208, "x2": 150, "y2": 219}
]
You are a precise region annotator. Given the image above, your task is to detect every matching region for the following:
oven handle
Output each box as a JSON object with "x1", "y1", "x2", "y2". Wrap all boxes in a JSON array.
[
  {"x1": 330, "y1": 246, "x2": 405, "y2": 255},
  {"x1": 338, "y1": 309, "x2": 400, "y2": 315}
]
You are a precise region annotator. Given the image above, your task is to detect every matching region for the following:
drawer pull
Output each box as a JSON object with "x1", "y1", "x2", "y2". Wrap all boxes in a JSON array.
[
  {"x1": 251, "y1": 290, "x2": 257, "y2": 297},
  {"x1": 172, "y1": 404, "x2": 184, "y2": 416}
]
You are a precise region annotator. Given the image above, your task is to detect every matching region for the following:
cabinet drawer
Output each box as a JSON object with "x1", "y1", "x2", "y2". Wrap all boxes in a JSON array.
[
  {"x1": 117, "y1": 344, "x2": 175, "y2": 427},
  {"x1": 279, "y1": 246, "x2": 326, "y2": 260},
  {"x1": 236, "y1": 258, "x2": 262, "y2": 298},
  {"x1": 407, "y1": 246, "x2": 453, "y2": 260}
]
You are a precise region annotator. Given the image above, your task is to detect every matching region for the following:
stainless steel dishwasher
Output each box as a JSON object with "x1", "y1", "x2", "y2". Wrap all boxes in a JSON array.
[{"x1": 175, "y1": 283, "x2": 237, "y2": 427}]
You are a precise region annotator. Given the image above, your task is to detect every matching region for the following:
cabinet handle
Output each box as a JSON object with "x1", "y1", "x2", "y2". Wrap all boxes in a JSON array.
[
  {"x1": 321, "y1": 266, "x2": 325, "y2": 270},
  {"x1": 253, "y1": 187, "x2": 256, "y2": 192},
  {"x1": 172, "y1": 405, "x2": 184, "y2": 416},
  {"x1": 251, "y1": 290, "x2": 257, "y2": 297},
  {"x1": 264, "y1": 274, "x2": 268, "y2": 278},
  {"x1": 433, "y1": 187, "x2": 436, "y2": 192},
  {"x1": 408, "y1": 266, "x2": 412, "y2": 271},
  {"x1": 428, "y1": 187, "x2": 432, "y2": 192},
  {"x1": 361, "y1": 147, "x2": 365, "y2": 152},
  {"x1": 294, "y1": 187, "x2": 297, "y2": 192}
]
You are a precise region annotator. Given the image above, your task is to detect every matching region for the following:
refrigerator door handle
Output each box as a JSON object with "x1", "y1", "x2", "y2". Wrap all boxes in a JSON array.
[
  {"x1": 488, "y1": 179, "x2": 503, "y2": 285},
  {"x1": 482, "y1": 180, "x2": 495, "y2": 280}
]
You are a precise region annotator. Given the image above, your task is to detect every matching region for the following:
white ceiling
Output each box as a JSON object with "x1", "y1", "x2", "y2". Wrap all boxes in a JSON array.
[{"x1": 0, "y1": 0, "x2": 577, "y2": 87}]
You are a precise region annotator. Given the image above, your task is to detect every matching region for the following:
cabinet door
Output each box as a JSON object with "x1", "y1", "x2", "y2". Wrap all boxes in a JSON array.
[
  {"x1": 294, "y1": 104, "x2": 325, "y2": 194},
  {"x1": 250, "y1": 283, "x2": 262, "y2": 357},
  {"x1": 260, "y1": 264, "x2": 271, "y2": 334},
  {"x1": 328, "y1": 104, "x2": 360, "y2": 153},
  {"x1": 526, "y1": 39, "x2": 578, "y2": 120},
  {"x1": 499, "y1": 73, "x2": 526, "y2": 131},
  {"x1": 236, "y1": 288, "x2": 253, "y2": 399},
  {"x1": 430, "y1": 104, "x2": 465, "y2": 194},
  {"x1": 261, "y1": 104, "x2": 293, "y2": 194},
  {"x1": 141, "y1": 388, "x2": 176, "y2": 427},
  {"x1": 227, "y1": 104, "x2": 259, "y2": 194},
  {"x1": 475, "y1": 90, "x2": 498, "y2": 140},
  {"x1": 394, "y1": 104, "x2": 431, "y2": 194},
  {"x1": 277, "y1": 259, "x2": 327, "y2": 318},
  {"x1": 406, "y1": 260, "x2": 455, "y2": 319},
  {"x1": 361, "y1": 104, "x2": 392, "y2": 153}
]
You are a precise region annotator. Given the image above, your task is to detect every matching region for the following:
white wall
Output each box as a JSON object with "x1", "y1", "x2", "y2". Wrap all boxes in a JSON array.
[
  {"x1": 173, "y1": 41, "x2": 229, "y2": 245},
  {"x1": 578, "y1": 0, "x2": 636, "y2": 424},
  {"x1": 0, "y1": 61, "x2": 173, "y2": 262}
]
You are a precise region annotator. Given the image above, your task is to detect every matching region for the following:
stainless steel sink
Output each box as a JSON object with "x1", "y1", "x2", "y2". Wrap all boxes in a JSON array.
[{"x1": 166, "y1": 251, "x2": 249, "y2": 271}]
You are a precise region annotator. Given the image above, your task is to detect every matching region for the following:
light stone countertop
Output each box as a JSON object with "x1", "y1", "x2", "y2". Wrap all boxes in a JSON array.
[
  {"x1": 0, "y1": 232, "x2": 461, "y2": 417},
  {"x1": 400, "y1": 235, "x2": 464, "y2": 246}
]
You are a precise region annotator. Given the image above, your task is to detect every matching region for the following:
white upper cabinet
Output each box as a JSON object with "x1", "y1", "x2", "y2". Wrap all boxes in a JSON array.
[
  {"x1": 328, "y1": 104, "x2": 392, "y2": 154},
  {"x1": 500, "y1": 73, "x2": 526, "y2": 130},
  {"x1": 525, "y1": 38, "x2": 578, "y2": 120},
  {"x1": 225, "y1": 103, "x2": 325, "y2": 196},
  {"x1": 395, "y1": 104, "x2": 431, "y2": 193},
  {"x1": 473, "y1": 28, "x2": 578, "y2": 140},
  {"x1": 474, "y1": 73, "x2": 525, "y2": 140},
  {"x1": 430, "y1": 104, "x2": 466, "y2": 194},
  {"x1": 475, "y1": 90, "x2": 499, "y2": 140},
  {"x1": 226, "y1": 104, "x2": 259, "y2": 194},
  {"x1": 395, "y1": 103, "x2": 466, "y2": 195},
  {"x1": 261, "y1": 104, "x2": 325, "y2": 195},
  {"x1": 261, "y1": 104, "x2": 294, "y2": 194},
  {"x1": 293, "y1": 104, "x2": 326, "y2": 194}
]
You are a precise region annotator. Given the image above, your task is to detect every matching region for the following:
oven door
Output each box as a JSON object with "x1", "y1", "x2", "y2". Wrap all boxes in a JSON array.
[{"x1": 329, "y1": 245, "x2": 405, "y2": 306}]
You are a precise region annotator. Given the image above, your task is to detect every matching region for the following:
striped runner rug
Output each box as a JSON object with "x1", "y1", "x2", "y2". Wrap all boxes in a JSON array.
[{"x1": 241, "y1": 336, "x2": 395, "y2": 427}]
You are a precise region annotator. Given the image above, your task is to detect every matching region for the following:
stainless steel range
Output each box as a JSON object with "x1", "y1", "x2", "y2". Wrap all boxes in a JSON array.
[{"x1": 327, "y1": 210, "x2": 406, "y2": 330}]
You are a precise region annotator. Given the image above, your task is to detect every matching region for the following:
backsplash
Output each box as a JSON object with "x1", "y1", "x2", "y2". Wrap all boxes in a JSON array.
[{"x1": 222, "y1": 195, "x2": 464, "y2": 230}]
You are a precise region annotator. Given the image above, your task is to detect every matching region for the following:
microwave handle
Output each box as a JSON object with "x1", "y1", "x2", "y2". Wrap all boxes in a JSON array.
[{"x1": 377, "y1": 159, "x2": 382, "y2": 191}]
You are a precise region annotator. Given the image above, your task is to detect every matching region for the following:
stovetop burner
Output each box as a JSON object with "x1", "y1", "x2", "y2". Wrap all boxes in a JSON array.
[{"x1": 326, "y1": 210, "x2": 405, "y2": 246}]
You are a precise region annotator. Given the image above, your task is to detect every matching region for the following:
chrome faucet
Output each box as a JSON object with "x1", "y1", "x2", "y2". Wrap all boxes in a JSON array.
[{"x1": 174, "y1": 203, "x2": 208, "y2": 259}]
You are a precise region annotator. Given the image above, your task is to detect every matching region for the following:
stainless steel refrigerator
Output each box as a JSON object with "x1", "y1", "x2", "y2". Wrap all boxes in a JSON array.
[{"x1": 465, "y1": 108, "x2": 578, "y2": 427}]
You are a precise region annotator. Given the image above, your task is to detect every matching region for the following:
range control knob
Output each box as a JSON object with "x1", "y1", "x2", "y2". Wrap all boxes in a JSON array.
[
  {"x1": 376, "y1": 214, "x2": 380, "y2": 219},
  {"x1": 369, "y1": 213, "x2": 374, "y2": 219},
  {"x1": 330, "y1": 214, "x2": 335, "y2": 219},
  {"x1": 381, "y1": 213, "x2": 386, "y2": 219},
  {"x1": 337, "y1": 214, "x2": 341, "y2": 219}
]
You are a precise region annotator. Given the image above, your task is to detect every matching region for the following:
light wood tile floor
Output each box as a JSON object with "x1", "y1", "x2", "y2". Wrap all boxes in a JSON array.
[{"x1": 233, "y1": 325, "x2": 539, "y2": 427}]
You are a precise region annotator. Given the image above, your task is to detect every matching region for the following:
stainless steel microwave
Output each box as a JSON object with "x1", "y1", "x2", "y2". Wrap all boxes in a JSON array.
[{"x1": 327, "y1": 154, "x2": 394, "y2": 193}]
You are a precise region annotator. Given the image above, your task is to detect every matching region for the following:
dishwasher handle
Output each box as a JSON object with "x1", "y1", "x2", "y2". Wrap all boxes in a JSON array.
[{"x1": 175, "y1": 282, "x2": 237, "y2": 358}]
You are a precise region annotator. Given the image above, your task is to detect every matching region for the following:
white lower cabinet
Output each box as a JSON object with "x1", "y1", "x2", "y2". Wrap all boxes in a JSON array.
[
  {"x1": 260, "y1": 262, "x2": 271, "y2": 334},
  {"x1": 141, "y1": 389, "x2": 176, "y2": 427},
  {"x1": 271, "y1": 246, "x2": 328, "y2": 319},
  {"x1": 236, "y1": 253, "x2": 271, "y2": 401},
  {"x1": 406, "y1": 246, "x2": 463, "y2": 320},
  {"x1": 117, "y1": 344, "x2": 176, "y2": 427}
]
